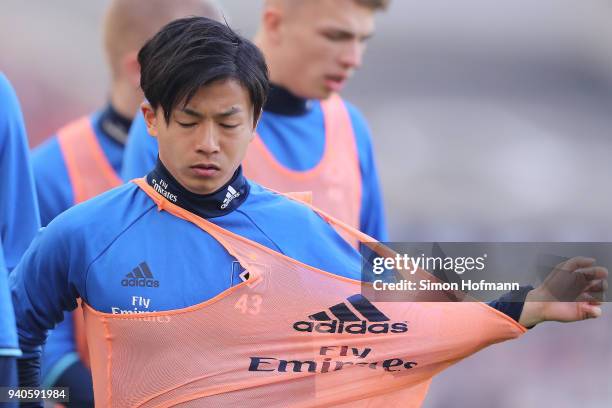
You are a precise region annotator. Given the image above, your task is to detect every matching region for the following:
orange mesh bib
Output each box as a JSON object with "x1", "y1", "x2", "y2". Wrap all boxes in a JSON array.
[
  {"x1": 81, "y1": 179, "x2": 526, "y2": 407},
  {"x1": 57, "y1": 116, "x2": 122, "y2": 204},
  {"x1": 242, "y1": 94, "x2": 362, "y2": 247},
  {"x1": 57, "y1": 116, "x2": 122, "y2": 368}
]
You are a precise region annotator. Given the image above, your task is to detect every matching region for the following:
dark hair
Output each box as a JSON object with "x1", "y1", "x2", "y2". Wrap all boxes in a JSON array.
[{"x1": 138, "y1": 16, "x2": 269, "y2": 124}]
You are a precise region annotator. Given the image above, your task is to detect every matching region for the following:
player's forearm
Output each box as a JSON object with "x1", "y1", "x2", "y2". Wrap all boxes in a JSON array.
[{"x1": 486, "y1": 285, "x2": 533, "y2": 322}]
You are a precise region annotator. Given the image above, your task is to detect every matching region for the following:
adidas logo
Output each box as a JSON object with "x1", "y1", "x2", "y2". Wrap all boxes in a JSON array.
[
  {"x1": 220, "y1": 185, "x2": 240, "y2": 209},
  {"x1": 293, "y1": 294, "x2": 408, "y2": 335},
  {"x1": 121, "y1": 262, "x2": 159, "y2": 288}
]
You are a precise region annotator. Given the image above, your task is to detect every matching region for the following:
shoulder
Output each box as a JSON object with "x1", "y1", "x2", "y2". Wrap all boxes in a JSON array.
[
  {"x1": 245, "y1": 182, "x2": 319, "y2": 218},
  {"x1": 340, "y1": 99, "x2": 370, "y2": 134},
  {"x1": 47, "y1": 182, "x2": 155, "y2": 247},
  {"x1": 243, "y1": 182, "x2": 349, "y2": 239},
  {"x1": 0, "y1": 73, "x2": 18, "y2": 106},
  {"x1": 338, "y1": 98, "x2": 375, "y2": 164},
  {"x1": 126, "y1": 111, "x2": 154, "y2": 145},
  {"x1": 339, "y1": 98, "x2": 372, "y2": 145},
  {"x1": 0, "y1": 73, "x2": 25, "y2": 141},
  {"x1": 242, "y1": 182, "x2": 361, "y2": 275},
  {"x1": 31, "y1": 135, "x2": 63, "y2": 171},
  {"x1": 31, "y1": 113, "x2": 99, "y2": 177}
]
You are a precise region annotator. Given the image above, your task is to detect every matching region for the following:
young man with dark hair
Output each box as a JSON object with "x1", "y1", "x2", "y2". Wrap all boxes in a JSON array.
[
  {"x1": 11, "y1": 17, "x2": 605, "y2": 407},
  {"x1": 122, "y1": 0, "x2": 390, "y2": 243},
  {"x1": 29, "y1": 2, "x2": 222, "y2": 404}
]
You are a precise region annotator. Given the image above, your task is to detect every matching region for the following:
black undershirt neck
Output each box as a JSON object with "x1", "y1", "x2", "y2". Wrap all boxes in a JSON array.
[
  {"x1": 264, "y1": 83, "x2": 311, "y2": 116},
  {"x1": 145, "y1": 158, "x2": 249, "y2": 219},
  {"x1": 99, "y1": 103, "x2": 132, "y2": 145}
]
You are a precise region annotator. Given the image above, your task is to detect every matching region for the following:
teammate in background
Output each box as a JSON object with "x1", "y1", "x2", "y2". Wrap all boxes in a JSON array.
[
  {"x1": 122, "y1": 0, "x2": 389, "y2": 242},
  {"x1": 29, "y1": 1, "x2": 221, "y2": 405},
  {"x1": 0, "y1": 74, "x2": 40, "y2": 399},
  {"x1": 10, "y1": 18, "x2": 606, "y2": 407}
]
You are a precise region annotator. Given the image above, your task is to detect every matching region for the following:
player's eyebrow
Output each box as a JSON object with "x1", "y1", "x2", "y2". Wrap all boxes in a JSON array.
[
  {"x1": 179, "y1": 108, "x2": 204, "y2": 118},
  {"x1": 215, "y1": 106, "x2": 242, "y2": 118}
]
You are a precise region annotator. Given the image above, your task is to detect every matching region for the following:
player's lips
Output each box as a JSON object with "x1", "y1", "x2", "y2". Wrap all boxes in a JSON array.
[
  {"x1": 190, "y1": 163, "x2": 220, "y2": 177},
  {"x1": 324, "y1": 75, "x2": 348, "y2": 92}
]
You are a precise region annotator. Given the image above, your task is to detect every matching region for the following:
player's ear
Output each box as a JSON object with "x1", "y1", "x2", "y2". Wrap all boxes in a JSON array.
[
  {"x1": 123, "y1": 51, "x2": 141, "y2": 89},
  {"x1": 261, "y1": 4, "x2": 284, "y2": 45},
  {"x1": 141, "y1": 102, "x2": 159, "y2": 138}
]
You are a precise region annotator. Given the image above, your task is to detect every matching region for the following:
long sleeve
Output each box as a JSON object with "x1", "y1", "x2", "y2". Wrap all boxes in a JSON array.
[{"x1": 9, "y1": 220, "x2": 83, "y2": 388}]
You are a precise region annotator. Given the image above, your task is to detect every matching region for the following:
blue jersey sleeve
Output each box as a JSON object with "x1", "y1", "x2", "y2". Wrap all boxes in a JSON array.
[
  {"x1": 346, "y1": 102, "x2": 388, "y2": 241},
  {"x1": 0, "y1": 73, "x2": 40, "y2": 357},
  {"x1": 122, "y1": 110, "x2": 158, "y2": 180},
  {"x1": 9, "y1": 217, "x2": 84, "y2": 387},
  {"x1": 0, "y1": 73, "x2": 41, "y2": 270},
  {"x1": 0, "y1": 244, "x2": 21, "y2": 356}
]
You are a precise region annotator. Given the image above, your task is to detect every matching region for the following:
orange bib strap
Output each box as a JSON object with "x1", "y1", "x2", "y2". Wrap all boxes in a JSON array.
[
  {"x1": 282, "y1": 191, "x2": 313, "y2": 205},
  {"x1": 242, "y1": 94, "x2": 362, "y2": 246},
  {"x1": 57, "y1": 116, "x2": 122, "y2": 204}
]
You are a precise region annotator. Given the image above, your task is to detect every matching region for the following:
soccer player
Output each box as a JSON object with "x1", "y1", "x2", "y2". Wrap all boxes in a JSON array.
[
  {"x1": 11, "y1": 18, "x2": 606, "y2": 407},
  {"x1": 0, "y1": 73, "x2": 40, "y2": 397},
  {"x1": 29, "y1": 1, "x2": 221, "y2": 404},
  {"x1": 122, "y1": 0, "x2": 389, "y2": 242}
]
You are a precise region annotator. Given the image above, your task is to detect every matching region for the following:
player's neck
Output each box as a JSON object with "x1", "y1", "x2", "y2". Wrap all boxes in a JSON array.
[{"x1": 109, "y1": 80, "x2": 142, "y2": 123}]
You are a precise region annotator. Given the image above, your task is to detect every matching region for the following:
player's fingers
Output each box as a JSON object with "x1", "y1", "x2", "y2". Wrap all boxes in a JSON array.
[
  {"x1": 575, "y1": 266, "x2": 608, "y2": 281},
  {"x1": 580, "y1": 303, "x2": 602, "y2": 320},
  {"x1": 560, "y1": 257, "x2": 595, "y2": 272},
  {"x1": 584, "y1": 278, "x2": 608, "y2": 293},
  {"x1": 577, "y1": 292, "x2": 601, "y2": 303}
]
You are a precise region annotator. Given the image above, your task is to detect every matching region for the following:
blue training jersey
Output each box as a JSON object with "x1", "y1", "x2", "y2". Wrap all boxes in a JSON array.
[
  {"x1": 0, "y1": 73, "x2": 40, "y2": 357},
  {"x1": 30, "y1": 105, "x2": 129, "y2": 385},
  {"x1": 122, "y1": 86, "x2": 388, "y2": 241},
  {"x1": 11, "y1": 159, "x2": 530, "y2": 389},
  {"x1": 10, "y1": 163, "x2": 361, "y2": 387}
]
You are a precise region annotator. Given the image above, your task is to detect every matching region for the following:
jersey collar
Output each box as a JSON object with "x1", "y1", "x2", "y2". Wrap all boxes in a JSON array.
[
  {"x1": 145, "y1": 159, "x2": 250, "y2": 218},
  {"x1": 264, "y1": 83, "x2": 311, "y2": 116},
  {"x1": 98, "y1": 103, "x2": 132, "y2": 145}
]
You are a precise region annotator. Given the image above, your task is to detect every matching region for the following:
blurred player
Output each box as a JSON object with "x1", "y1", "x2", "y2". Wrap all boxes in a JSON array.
[
  {"x1": 122, "y1": 0, "x2": 390, "y2": 243},
  {"x1": 0, "y1": 73, "x2": 40, "y2": 403},
  {"x1": 11, "y1": 18, "x2": 606, "y2": 407},
  {"x1": 29, "y1": 1, "x2": 221, "y2": 405}
]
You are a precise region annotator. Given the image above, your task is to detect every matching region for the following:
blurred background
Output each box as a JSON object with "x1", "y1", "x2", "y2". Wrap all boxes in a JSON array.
[{"x1": 1, "y1": 0, "x2": 611, "y2": 406}]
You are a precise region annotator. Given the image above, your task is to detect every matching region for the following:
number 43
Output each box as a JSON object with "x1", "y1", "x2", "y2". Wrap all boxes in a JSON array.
[{"x1": 234, "y1": 294, "x2": 262, "y2": 315}]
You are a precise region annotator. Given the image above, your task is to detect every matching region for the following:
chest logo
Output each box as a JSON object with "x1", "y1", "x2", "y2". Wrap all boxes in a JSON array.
[{"x1": 121, "y1": 262, "x2": 160, "y2": 288}]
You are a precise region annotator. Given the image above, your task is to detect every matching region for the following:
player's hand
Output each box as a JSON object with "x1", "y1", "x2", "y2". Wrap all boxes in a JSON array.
[{"x1": 519, "y1": 257, "x2": 608, "y2": 327}]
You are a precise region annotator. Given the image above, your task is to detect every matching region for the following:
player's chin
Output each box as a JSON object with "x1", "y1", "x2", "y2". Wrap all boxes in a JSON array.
[
  {"x1": 317, "y1": 86, "x2": 334, "y2": 100},
  {"x1": 301, "y1": 82, "x2": 332, "y2": 100}
]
